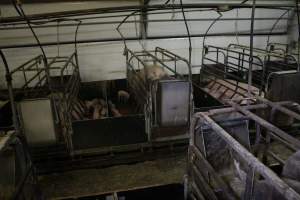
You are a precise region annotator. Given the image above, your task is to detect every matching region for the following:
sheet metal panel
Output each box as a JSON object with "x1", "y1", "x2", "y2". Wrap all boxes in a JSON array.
[
  {"x1": 267, "y1": 71, "x2": 300, "y2": 103},
  {"x1": 19, "y1": 98, "x2": 57, "y2": 146},
  {"x1": 156, "y1": 80, "x2": 190, "y2": 127}
]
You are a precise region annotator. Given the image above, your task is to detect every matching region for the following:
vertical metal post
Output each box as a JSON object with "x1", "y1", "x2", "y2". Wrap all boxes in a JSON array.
[
  {"x1": 248, "y1": 0, "x2": 256, "y2": 99},
  {"x1": 140, "y1": 0, "x2": 148, "y2": 50},
  {"x1": 243, "y1": 168, "x2": 255, "y2": 200},
  {"x1": 0, "y1": 50, "x2": 19, "y2": 133}
]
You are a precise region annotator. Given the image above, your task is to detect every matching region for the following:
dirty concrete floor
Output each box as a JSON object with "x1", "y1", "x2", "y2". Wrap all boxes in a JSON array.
[{"x1": 38, "y1": 155, "x2": 186, "y2": 199}]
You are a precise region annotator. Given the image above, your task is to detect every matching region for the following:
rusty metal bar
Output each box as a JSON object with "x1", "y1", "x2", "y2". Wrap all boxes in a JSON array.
[
  {"x1": 190, "y1": 145, "x2": 236, "y2": 200},
  {"x1": 10, "y1": 55, "x2": 43, "y2": 74},
  {"x1": 227, "y1": 101, "x2": 300, "y2": 150},
  {"x1": 256, "y1": 96, "x2": 300, "y2": 121},
  {"x1": 267, "y1": 150, "x2": 285, "y2": 165},
  {"x1": 194, "y1": 101, "x2": 293, "y2": 117},
  {"x1": 198, "y1": 112, "x2": 300, "y2": 200}
]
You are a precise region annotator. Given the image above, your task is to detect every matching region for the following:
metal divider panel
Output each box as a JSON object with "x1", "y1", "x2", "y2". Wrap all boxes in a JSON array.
[
  {"x1": 267, "y1": 71, "x2": 300, "y2": 126},
  {"x1": 267, "y1": 71, "x2": 300, "y2": 103},
  {"x1": 157, "y1": 80, "x2": 190, "y2": 127},
  {"x1": 19, "y1": 99, "x2": 57, "y2": 146}
]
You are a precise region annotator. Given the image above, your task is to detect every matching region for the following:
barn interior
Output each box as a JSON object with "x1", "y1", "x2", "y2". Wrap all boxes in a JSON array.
[{"x1": 1, "y1": 0, "x2": 300, "y2": 199}]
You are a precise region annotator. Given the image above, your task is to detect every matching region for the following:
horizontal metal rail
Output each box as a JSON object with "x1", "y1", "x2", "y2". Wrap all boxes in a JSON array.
[
  {"x1": 9, "y1": 54, "x2": 48, "y2": 96},
  {"x1": 10, "y1": 55, "x2": 43, "y2": 74},
  {"x1": 201, "y1": 43, "x2": 299, "y2": 99},
  {"x1": 227, "y1": 100, "x2": 300, "y2": 150},
  {"x1": 190, "y1": 98, "x2": 300, "y2": 200},
  {"x1": 197, "y1": 112, "x2": 300, "y2": 200}
]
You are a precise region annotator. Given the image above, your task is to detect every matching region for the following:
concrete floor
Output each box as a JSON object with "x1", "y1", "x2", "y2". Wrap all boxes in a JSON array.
[{"x1": 38, "y1": 155, "x2": 187, "y2": 199}]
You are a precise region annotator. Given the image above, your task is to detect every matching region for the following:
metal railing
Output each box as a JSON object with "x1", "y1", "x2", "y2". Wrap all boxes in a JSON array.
[
  {"x1": 228, "y1": 43, "x2": 298, "y2": 74},
  {"x1": 188, "y1": 97, "x2": 300, "y2": 200},
  {"x1": 201, "y1": 45, "x2": 264, "y2": 102},
  {"x1": 9, "y1": 55, "x2": 48, "y2": 97},
  {"x1": 126, "y1": 47, "x2": 192, "y2": 138},
  {"x1": 47, "y1": 52, "x2": 80, "y2": 154},
  {"x1": 9, "y1": 52, "x2": 80, "y2": 154},
  {"x1": 200, "y1": 44, "x2": 299, "y2": 102}
]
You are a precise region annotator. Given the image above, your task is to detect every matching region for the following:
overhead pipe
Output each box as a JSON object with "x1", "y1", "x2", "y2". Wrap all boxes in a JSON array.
[
  {"x1": 0, "y1": 31, "x2": 287, "y2": 50},
  {"x1": 0, "y1": 17, "x2": 290, "y2": 30},
  {"x1": 0, "y1": 3, "x2": 294, "y2": 24},
  {"x1": 1, "y1": 8, "x2": 282, "y2": 26}
]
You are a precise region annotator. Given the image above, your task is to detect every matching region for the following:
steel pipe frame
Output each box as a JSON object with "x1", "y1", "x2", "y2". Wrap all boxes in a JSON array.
[
  {"x1": 47, "y1": 52, "x2": 80, "y2": 155},
  {"x1": 196, "y1": 114, "x2": 300, "y2": 200},
  {"x1": 201, "y1": 45, "x2": 266, "y2": 97},
  {"x1": 8, "y1": 54, "x2": 49, "y2": 97},
  {"x1": 126, "y1": 47, "x2": 192, "y2": 140},
  {"x1": 228, "y1": 43, "x2": 299, "y2": 69},
  {"x1": 201, "y1": 42, "x2": 299, "y2": 98},
  {"x1": 6, "y1": 51, "x2": 80, "y2": 155},
  {"x1": 190, "y1": 99, "x2": 300, "y2": 200},
  {"x1": 266, "y1": 43, "x2": 300, "y2": 70},
  {"x1": 194, "y1": 99, "x2": 300, "y2": 151},
  {"x1": 256, "y1": 96, "x2": 300, "y2": 121},
  {"x1": 188, "y1": 145, "x2": 236, "y2": 200},
  {"x1": 227, "y1": 100, "x2": 300, "y2": 150},
  {"x1": 227, "y1": 44, "x2": 267, "y2": 95},
  {"x1": 228, "y1": 44, "x2": 299, "y2": 83},
  {"x1": 203, "y1": 100, "x2": 293, "y2": 116}
]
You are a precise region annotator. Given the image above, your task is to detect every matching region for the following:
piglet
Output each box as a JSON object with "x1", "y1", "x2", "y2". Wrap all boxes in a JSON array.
[{"x1": 92, "y1": 104, "x2": 102, "y2": 119}]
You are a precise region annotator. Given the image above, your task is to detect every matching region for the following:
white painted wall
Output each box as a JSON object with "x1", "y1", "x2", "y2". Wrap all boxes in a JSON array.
[{"x1": 0, "y1": 1, "x2": 292, "y2": 89}]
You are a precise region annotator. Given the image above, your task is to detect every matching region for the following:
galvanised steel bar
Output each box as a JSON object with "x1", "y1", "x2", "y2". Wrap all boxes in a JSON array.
[
  {"x1": 256, "y1": 96, "x2": 300, "y2": 121},
  {"x1": 227, "y1": 101, "x2": 300, "y2": 150},
  {"x1": 189, "y1": 145, "x2": 236, "y2": 200},
  {"x1": 198, "y1": 112, "x2": 300, "y2": 200},
  {"x1": 197, "y1": 101, "x2": 293, "y2": 116}
]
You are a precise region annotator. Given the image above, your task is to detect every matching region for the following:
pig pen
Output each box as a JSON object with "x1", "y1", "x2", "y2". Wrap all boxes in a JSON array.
[
  {"x1": 125, "y1": 47, "x2": 193, "y2": 142},
  {"x1": 4, "y1": 51, "x2": 189, "y2": 174},
  {"x1": 192, "y1": 43, "x2": 300, "y2": 106},
  {"x1": 33, "y1": 77, "x2": 189, "y2": 174},
  {"x1": 70, "y1": 79, "x2": 147, "y2": 154},
  {"x1": 187, "y1": 97, "x2": 300, "y2": 200}
]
